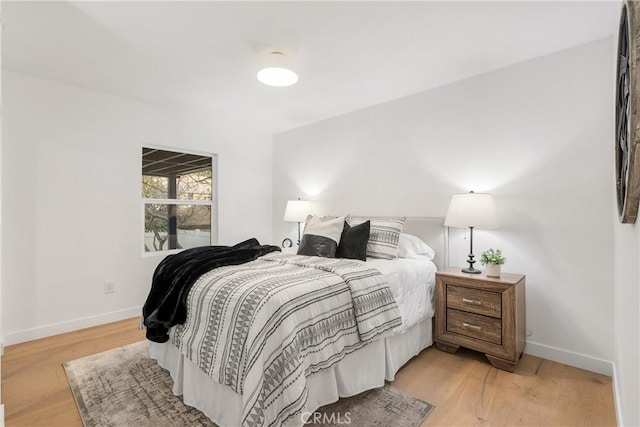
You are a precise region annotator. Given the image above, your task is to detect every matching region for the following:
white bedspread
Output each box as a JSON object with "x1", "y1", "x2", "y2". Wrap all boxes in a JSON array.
[{"x1": 366, "y1": 257, "x2": 437, "y2": 331}]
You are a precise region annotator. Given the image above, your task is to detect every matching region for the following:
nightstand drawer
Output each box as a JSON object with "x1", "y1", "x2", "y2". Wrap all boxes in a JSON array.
[
  {"x1": 446, "y1": 285, "x2": 501, "y2": 318},
  {"x1": 446, "y1": 308, "x2": 502, "y2": 345}
]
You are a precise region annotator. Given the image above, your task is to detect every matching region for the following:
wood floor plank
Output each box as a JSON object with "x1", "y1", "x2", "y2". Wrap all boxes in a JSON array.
[{"x1": 2, "y1": 318, "x2": 617, "y2": 426}]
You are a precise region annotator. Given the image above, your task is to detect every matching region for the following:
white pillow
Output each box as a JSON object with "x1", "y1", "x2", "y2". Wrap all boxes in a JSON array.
[{"x1": 397, "y1": 233, "x2": 436, "y2": 260}]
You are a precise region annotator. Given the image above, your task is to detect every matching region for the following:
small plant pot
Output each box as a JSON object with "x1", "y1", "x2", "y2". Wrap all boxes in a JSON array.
[{"x1": 486, "y1": 264, "x2": 501, "y2": 277}]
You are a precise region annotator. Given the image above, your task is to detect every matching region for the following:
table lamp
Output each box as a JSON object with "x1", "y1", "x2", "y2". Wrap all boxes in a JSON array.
[
  {"x1": 444, "y1": 191, "x2": 497, "y2": 274},
  {"x1": 284, "y1": 199, "x2": 311, "y2": 245}
]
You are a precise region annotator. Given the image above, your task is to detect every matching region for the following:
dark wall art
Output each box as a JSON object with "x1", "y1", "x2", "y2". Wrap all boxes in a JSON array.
[{"x1": 616, "y1": 0, "x2": 640, "y2": 223}]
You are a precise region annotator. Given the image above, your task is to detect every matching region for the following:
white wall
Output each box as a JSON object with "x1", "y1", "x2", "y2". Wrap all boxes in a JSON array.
[
  {"x1": 612, "y1": 213, "x2": 640, "y2": 425},
  {"x1": 1, "y1": 70, "x2": 273, "y2": 344},
  {"x1": 273, "y1": 38, "x2": 615, "y2": 375},
  {"x1": 0, "y1": 1, "x2": 4, "y2": 419}
]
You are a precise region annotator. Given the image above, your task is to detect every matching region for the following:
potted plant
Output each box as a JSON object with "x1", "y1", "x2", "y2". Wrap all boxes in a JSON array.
[{"x1": 480, "y1": 248, "x2": 506, "y2": 277}]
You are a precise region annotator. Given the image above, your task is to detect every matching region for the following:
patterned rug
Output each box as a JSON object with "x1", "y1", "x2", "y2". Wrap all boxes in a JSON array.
[{"x1": 63, "y1": 341, "x2": 434, "y2": 427}]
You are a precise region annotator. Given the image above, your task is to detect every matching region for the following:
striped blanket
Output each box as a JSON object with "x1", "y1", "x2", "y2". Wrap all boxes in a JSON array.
[{"x1": 169, "y1": 252, "x2": 402, "y2": 427}]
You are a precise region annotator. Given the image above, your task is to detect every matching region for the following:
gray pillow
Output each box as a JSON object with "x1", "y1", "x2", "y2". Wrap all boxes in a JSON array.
[{"x1": 346, "y1": 216, "x2": 406, "y2": 259}]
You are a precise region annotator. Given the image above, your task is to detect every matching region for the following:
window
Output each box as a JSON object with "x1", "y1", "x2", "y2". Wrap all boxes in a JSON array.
[{"x1": 142, "y1": 147, "x2": 216, "y2": 253}]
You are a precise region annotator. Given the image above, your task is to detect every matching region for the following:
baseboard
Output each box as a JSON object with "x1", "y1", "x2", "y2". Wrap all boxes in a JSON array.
[
  {"x1": 525, "y1": 340, "x2": 613, "y2": 376},
  {"x1": 611, "y1": 362, "x2": 623, "y2": 426},
  {"x1": 4, "y1": 306, "x2": 142, "y2": 346}
]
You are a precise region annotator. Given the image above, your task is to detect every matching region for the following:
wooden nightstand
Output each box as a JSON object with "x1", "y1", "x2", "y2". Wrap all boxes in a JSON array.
[{"x1": 435, "y1": 268, "x2": 526, "y2": 372}]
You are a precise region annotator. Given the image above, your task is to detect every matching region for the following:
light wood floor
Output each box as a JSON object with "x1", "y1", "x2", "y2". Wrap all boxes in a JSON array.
[
  {"x1": 391, "y1": 346, "x2": 616, "y2": 426},
  {"x1": 2, "y1": 318, "x2": 145, "y2": 427},
  {"x1": 1, "y1": 317, "x2": 616, "y2": 427}
]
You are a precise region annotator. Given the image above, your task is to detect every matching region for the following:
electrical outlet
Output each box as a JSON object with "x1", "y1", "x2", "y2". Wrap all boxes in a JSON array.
[{"x1": 104, "y1": 281, "x2": 115, "y2": 294}]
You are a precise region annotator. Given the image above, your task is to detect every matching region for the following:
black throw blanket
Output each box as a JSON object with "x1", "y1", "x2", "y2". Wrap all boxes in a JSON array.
[{"x1": 143, "y1": 238, "x2": 281, "y2": 343}]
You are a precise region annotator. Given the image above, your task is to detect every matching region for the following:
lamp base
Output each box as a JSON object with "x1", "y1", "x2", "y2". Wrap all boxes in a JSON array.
[
  {"x1": 462, "y1": 227, "x2": 481, "y2": 274},
  {"x1": 461, "y1": 266, "x2": 482, "y2": 274}
]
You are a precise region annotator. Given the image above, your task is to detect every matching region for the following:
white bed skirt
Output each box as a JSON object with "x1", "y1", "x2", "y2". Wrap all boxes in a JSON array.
[{"x1": 149, "y1": 318, "x2": 433, "y2": 427}]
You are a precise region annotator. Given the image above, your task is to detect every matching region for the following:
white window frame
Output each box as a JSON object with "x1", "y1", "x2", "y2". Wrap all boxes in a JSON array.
[{"x1": 141, "y1": 145, "x2": 218, "y2": 257}]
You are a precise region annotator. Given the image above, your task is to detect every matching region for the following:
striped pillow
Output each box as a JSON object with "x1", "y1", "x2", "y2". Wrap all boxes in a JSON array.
[{"x1": 346, "y1": 216, "x2": 406, "y2": 259}]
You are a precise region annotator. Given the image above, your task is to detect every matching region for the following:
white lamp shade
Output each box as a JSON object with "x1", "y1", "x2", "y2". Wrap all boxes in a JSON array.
[
  {"x1": 257, "y1": 52, "x2": 298, "y2": 87},
  {"x1": 444, "y1": 192, "x2": 497, "y2": 229},
  {"x1": 283, "y1": 200, "x2": 311, "y2": 222}
]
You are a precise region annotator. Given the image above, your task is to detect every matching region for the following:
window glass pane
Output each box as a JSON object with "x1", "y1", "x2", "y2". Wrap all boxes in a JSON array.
[
  {"x1": 177, "y1": 170, "x2": 212, "y2": 200},
  {"x1": 144, "y1": 204, "x2": 168, "y2": 251},
  {"x1": 142, "y1": 148, "x2": 212, "y2": 201},
  {"x1": 144, "y1": 204, "x2": 211, "y2": 252},
  {"x1": 142, "y1": 175, "x2": 168, "y2": 199}
]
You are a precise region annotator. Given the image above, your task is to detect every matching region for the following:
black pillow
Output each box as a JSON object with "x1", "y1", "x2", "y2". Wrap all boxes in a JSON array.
[{"x1": 336, "y1": 220, "x2": 370, "y2": 261}]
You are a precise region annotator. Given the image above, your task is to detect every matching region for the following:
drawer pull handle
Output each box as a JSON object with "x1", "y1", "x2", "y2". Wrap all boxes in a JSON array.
[
  {"x1": 462, "y1": 322, "x2": 482, "y2": 331},
  {"x1": 462, "y1": 298, "x2": 482, "y2": 306}
]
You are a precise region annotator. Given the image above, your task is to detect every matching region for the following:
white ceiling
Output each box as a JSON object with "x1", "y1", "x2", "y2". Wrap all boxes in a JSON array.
[{"x1": 2, "y1": 1, "x2": 619, "y2": 134}]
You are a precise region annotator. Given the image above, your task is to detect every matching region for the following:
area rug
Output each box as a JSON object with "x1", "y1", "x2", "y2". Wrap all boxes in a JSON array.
[{"x1": 64, "y1": 341, "x2": 434, "y2": 427}]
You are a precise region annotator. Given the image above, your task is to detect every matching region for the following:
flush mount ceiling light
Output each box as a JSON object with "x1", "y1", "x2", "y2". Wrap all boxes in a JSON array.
[{"x1": 257, "y1": 51, "x2": 298, "y2": 87}]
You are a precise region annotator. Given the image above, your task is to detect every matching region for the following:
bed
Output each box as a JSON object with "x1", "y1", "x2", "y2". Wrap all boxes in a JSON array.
[{"x1": 147, "y1": 217, "x2": 447, "y2": 427}]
